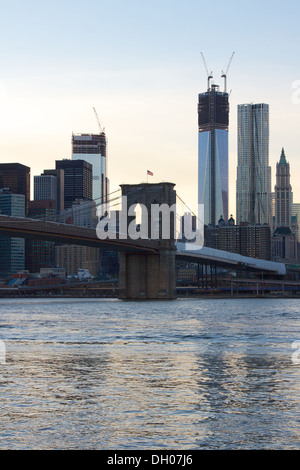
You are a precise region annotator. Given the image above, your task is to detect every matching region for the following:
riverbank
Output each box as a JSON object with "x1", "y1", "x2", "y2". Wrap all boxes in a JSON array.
[
  {"x1": 1, "y1": 289, "x2": 300, "y2": 299},
  {"x1": 1, "y1": 278, "x2": 300, "y2": 299}
]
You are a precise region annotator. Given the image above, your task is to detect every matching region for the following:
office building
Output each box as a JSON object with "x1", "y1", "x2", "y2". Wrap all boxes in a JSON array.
[
  {"x1": 55, "y1": 159, "x2": 92, "y2": 210},
  {"x1": 292, "y1": 203, "x2": 300, "y2": 242},
  {"x1": 236, "y1": 103, "x2": 272, "y2": 226},
  {"x1": 205, "y1": 216, "x2": 271, "y2": 261},
  {"x1": 34, "y1": 174, "x2": 57, "y2": 205},
  {"x1": 30, "y1": 172, "x2": 62, "y2": 272},
  {"x1": 55, "y1": 244, "x2": 100, "y2": 277},
  {"x1": 55, "y1": 198, "x2": 100, "y2": 277},
  {"x1": 53, "y1": 162, "x2": 99, "y2": 277},
  {"x1": 42, "y1": 168, "x2": 64, "y2": 213},
  {"x1": 198, "y1": 82, "x2": 229, "y2": 226},
  {"x1": 272, "y1": 227, "x2": 297, "y2": 262},
  {"x1": 58, "y1": 198, "x2": 98, "y2": 228},
  {"x1": 0, "y1": 163, "x2": 30, "y2": 214},
  {"x1": 0, "y1": 190, "x2": 25, "y2": 278},
  {"x1": 242, "y1": 224, "x2": 271, "y2": 261},
  {"x1": 274, "y1": 148, "x2": 292, "y2": 229},
  {"x1": 272, "y1": 149, "x2": 297, "y2": 262},
  {"x1": 28, "y1": 199, "x2": 56, "y2": 220},
  {"x1": 72, "y1": 133, "x2": 108, "y2": 206},
  {"x1": 25, "y1": 200, "x2": 56, "y2": 273}
]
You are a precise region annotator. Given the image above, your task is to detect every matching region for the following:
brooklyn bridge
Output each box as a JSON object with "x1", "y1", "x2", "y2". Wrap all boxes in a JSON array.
[{"x1": 0, "y1": 182, "x2": 287, "y2": 299}]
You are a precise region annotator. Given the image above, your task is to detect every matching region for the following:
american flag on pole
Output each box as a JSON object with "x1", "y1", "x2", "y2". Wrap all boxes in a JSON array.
[{"x1": 147, "y1": 170, "x2": 153, "y2": 176}]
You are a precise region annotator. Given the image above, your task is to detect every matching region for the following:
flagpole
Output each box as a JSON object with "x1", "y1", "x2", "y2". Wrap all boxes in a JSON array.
[{"x1": 146, "y1": 170, "x2": 153, "y2": 182}]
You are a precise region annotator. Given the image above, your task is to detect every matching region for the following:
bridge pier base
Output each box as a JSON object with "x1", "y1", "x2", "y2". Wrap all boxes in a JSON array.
[
  {"x1": 117, "y1": 182, "x2": 177, "y2": 300},
  {"x1": 118, "y1": 248, "x2": 177, "y2": 300}
]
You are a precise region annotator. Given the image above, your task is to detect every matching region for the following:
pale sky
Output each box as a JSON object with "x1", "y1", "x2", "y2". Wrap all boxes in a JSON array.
[{"x1": 0, "y1": 0, "x2": 300, "y2": 217}]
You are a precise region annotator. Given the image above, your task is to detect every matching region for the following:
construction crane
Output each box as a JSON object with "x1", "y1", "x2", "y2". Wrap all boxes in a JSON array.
[
  {"x1": 221, "y1": 51, "x2": 235, "y2": 93},
  {"x1": 200, "y1": 52, "x2": 213, "y2": 90},
  {"x1": 93, "y1": 107, "x2": 105, "y2": 133}
]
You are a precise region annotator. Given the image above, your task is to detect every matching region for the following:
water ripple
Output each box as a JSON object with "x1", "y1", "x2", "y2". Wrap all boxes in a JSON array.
[{"x1": 0, "y1": 298, "x2": 300, "y2": 449}]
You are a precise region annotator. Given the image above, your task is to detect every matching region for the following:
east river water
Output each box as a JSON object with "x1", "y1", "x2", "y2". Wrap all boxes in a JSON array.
[{"x1": 0, "y1": 297, "x2": 299, "y2": 450}]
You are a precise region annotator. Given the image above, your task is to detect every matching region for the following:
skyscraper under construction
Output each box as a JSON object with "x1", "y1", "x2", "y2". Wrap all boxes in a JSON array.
[
  {"x1": 72, "y1": 128, "x2": 108, "y2": 207},
  {"x1": 198, "y1": 54, "x2": 233, "y2": 227}
]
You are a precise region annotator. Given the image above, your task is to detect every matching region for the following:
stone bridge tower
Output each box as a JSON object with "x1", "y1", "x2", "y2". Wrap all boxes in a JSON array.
[{"x1": 118, "y1": 182, "x2": 177, "y2": 300}]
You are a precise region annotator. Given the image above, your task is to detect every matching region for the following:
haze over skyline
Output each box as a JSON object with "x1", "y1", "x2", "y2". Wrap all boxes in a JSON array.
[{"x1": 0, "y1": 0, "x2": 300, "y2": 217}]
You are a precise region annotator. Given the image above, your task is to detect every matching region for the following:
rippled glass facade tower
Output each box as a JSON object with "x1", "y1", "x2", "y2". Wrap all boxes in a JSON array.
[
  {"x1": 198, "y1": 84, "x2": 229, "y2": 226},
  {"x1": 236, "y1": 103, "x2": 271, "y2": 226}
]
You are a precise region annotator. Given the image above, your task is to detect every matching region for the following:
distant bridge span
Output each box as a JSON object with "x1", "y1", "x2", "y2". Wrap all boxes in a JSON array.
[{"x1": 176, "y1": 243, "x2": 286, "y2": 276}]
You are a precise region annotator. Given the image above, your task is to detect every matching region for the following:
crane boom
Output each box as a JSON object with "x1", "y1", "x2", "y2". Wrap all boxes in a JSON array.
[
  {"x1": 200, "y1": 52, "x2": 213, "y2": 90},
  {"x1": 93, "y1": 107, "x2": 103, "y2": 133},
  {"x1": 221, "y1": 51, "x2": 235, "y2": 93},
  {"x1": 225, "y1": 51, "x2": 235, "y2": 75}
]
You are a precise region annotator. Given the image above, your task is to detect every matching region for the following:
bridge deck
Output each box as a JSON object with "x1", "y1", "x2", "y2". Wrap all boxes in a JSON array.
[
  {"x1": 176, "y1": 243, "x2": 286, "y2": 275},
  {"x1": 0, "y1": 215, "x2": 159, "y2": 252},
  {"x1": 0, "y1": 215, "x2": 287, "y2": 276}
]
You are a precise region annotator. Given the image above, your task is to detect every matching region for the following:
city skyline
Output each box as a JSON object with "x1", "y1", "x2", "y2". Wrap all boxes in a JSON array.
[{"x1": 0, "y1": 1, "x2": 300, "y2": 216}]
